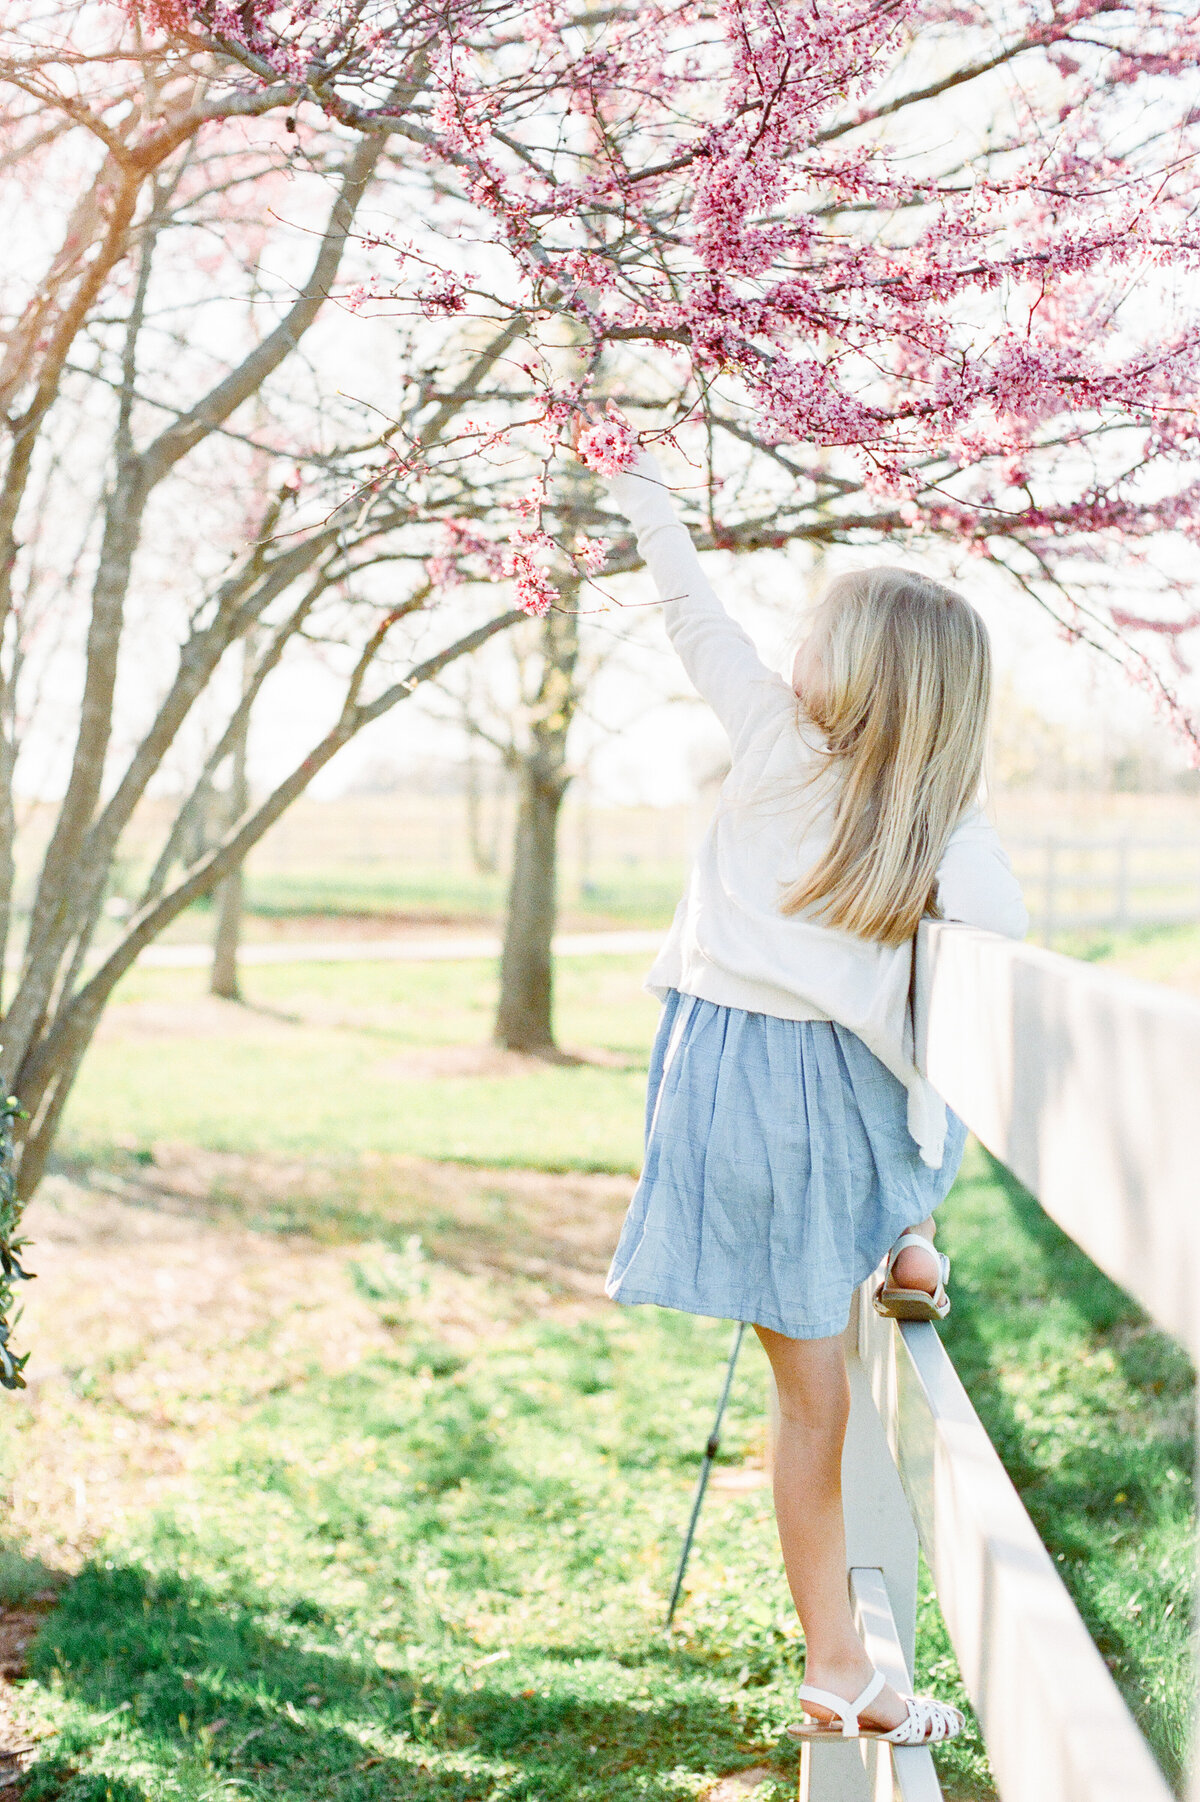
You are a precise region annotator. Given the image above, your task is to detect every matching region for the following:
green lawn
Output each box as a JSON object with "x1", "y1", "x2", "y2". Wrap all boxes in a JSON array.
[
  {"x1": 1062, "y1": 918, "x2": 1200, "y2": 997},
  {"x1": 6, "y1": 1254, "x2": 986, "y2": 1802},
  {"x1": 62, "y1": 957, "x2": 658, "y2": 1174},
  {"x1": 11, "y1": 935, "x2": 1195, "y2": 1797}
]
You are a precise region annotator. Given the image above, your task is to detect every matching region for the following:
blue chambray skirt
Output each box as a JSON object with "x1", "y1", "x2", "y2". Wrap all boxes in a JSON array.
[{"x1": 605, "y1": 989, "x2": 967, "y2": 1340}]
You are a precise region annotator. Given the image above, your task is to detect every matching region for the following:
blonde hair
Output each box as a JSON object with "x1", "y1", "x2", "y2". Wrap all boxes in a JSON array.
[{"x1": 780, "y1": 566, "x2": 991, "y2": 947}]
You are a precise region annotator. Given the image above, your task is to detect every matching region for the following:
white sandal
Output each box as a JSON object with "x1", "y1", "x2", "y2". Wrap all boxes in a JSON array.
[
  {"x1": 873, "y1": 1230, "x2": 950, "y2": 1322},
  {"x1": 786, "y1": 1668, "x2": 965, "y2": 1743}
]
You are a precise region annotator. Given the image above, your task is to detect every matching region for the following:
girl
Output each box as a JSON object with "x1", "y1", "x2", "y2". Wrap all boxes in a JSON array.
[{"x1": 597, "y1": 445, "x2": 1027, "y2": 1745}]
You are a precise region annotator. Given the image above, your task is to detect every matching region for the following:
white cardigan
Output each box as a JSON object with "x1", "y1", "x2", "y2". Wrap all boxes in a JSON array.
[{"x1": 610, "y1": 455, "x2": 1028, "y2": 1169}]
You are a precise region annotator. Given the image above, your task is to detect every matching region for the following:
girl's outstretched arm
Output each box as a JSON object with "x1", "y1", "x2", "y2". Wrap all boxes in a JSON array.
[{"x1": 609, "y1": 453, "x2": 793, "y2": 751}]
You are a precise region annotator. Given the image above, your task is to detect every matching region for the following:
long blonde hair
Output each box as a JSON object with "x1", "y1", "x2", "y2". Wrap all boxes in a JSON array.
[{"x1": 780, "y1": 566, "x2": 991, "y2": 947}]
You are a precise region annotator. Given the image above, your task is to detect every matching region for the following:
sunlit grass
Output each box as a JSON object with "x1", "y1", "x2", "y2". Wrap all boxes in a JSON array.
[
  {"x1": 1059, "y1": 918, "x2": 1200, "y2": 1000},
  {"x1": 173, "y1": 864, "x2": 685, "y2": 930},
  {"x1": 8, "y1": 1262, "x2": 991, "y2": 1802},
  {"x1": 62, "y1": 957, "x2": 658, "y2": 1175}
]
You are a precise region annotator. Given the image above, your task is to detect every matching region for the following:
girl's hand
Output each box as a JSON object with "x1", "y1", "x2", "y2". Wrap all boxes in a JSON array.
[
  {"x1": 569, "y1": 403, "x2": 638, "y2": 476},
  {"x1": 567, "y1": 404, "x2": 600, "y2": 456}
]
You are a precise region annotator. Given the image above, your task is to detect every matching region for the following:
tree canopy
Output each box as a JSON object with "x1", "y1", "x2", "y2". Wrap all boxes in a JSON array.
[{"x1": 127, "y1": 0, "x2": 1200, "y2": 728}]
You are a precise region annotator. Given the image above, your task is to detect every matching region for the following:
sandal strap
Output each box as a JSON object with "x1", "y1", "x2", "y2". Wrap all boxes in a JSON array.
[
  {"x1": 850, "y1": 1669, "x2": 887, "y2": 1718},
  {"x1": 798, "y1": 1668, "x2": 886, "y2": 1737},
  {"x1": 797, "y1": 1683, "x2": 856, "y2": 1735},
  {"x1": 884, "y1": 1695, "x2": 964, "y2": 1745}
]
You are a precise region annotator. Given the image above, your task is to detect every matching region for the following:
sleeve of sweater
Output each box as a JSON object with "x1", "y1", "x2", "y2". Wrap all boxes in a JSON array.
[
  {"x1": 936, "y1": 809, "x2": 1029, "y2": 939},
  {"x1": 609, "y1": 453, "x2": 792, "y2": 750}
]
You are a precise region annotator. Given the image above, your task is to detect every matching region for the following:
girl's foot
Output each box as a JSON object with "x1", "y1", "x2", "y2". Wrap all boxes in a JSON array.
[
  {"x1": 795, "y1": 1656, "x2": 906, "y2": 1733},
  {"x1": 873, "y1": 1229, "x2": 950, "y2": 1322},
  {"x1": 890, "y1": 1232, "x2": 941, "y2": 1296},
  {"x1": 788, "y1": 1662, "x2": 965, "y2": 1743}
]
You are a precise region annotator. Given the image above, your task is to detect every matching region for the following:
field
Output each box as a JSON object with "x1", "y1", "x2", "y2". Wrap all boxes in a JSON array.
[{"x1": 0, "y1": 921, "x2": 1194, "y2": 1798}]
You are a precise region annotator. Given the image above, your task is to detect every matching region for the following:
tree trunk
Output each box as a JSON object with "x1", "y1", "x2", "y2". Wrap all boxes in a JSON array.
[
  {"x1": 210, "y1": 866, "x2": 245, "y2": 1001},
  {"x1": 495, "y1": 755, "x2": 567, "y2": 1050},
  {"x1": 494, "y1": 591, "x2": 579, "y2": 1053},
  {"x1": 210, "y1": 646, "x2": 251, "y2": 1000},
  {"x1": 464, "y1": 747, "x2": 500, "y2": 875}
]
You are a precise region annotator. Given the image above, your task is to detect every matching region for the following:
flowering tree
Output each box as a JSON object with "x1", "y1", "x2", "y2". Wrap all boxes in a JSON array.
[
  {"x1": 0, "y1": 3, "x2": 554, "y2": 1303},
  {"x1": 133, "y1": 0, "x2": 1200, "y2": 1053},
  {"x1": 135, "y1": 0, "x2": 1200, "y2": 718}
]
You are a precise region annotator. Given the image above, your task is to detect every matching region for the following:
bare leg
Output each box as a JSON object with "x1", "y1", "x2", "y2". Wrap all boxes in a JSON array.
[
  {"x1": 890, "y1": 1213, "x2": 939, "y2": 1295},
  {"x1": 756, "y1": 1324, "x2": 910, "y2": 1731}
]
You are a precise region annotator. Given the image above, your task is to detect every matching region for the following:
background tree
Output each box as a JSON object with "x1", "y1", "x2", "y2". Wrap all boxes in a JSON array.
[
  {"x1": 0, "y1": 7, "x2": 546, "y2": 1239},
  {"x1": 436, "y1": 462, "x2": 618, "y2": 1054},
  {"x1": 494, "y1": 578, "x2": 582, "y2": 1054},
  {"x1": 434, "y1": 472, "x2": 715, "y2": 1055}
]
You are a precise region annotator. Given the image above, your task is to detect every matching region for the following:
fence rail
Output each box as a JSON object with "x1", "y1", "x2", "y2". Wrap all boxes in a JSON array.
[{"x1": 798, "y1": 922, "x2": 1200, "y2": 1801}]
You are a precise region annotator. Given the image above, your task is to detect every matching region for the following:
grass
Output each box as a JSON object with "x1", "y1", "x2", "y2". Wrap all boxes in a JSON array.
[
  {"x1": 1058, "y1": 918, "x2": 1200, "y2": 998},
  {"x1": 4, "y1": 1139, "x2": 1192, "y2": 1799},
  {"x1": 5, "y1": 932, "x2": 1194, "y2": 1796},
  {"x1": 155, "y1": 866, "x2": 686, "y2": 937},
  {"x1": 938, "y1": 1148, "x2": 1195, "y2": 1788},
  {"x1": 61, "y1": 957, "x2": 658, "y2": 1175},
  {"x1": 2, "y1": 1234, "x2": 987, "y2": 1802}
]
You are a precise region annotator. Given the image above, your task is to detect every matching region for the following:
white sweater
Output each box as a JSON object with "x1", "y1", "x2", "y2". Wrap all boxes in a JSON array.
[{"x1": 610, "y1": 455, "x2": 1028, "y2": 1170}]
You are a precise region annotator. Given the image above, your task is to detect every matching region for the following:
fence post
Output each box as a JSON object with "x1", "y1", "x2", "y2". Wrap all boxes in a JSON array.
[
  {"x1": 1115, "y1": 838, "x2": 1130, "y2": 930},
  {"x1": 792, "y1": 1292, "x2": 921, "y2": 1802},
  {"x1": 842, "y1": 1292, "x2": 919, "y2": 1668},
  {"x1": 1043, "y1": 838, "x2": 1058, "y2": 945}
]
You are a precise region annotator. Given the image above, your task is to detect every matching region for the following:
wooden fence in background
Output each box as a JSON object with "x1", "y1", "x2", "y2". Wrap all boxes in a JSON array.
[
  {"x1": 13, "y1": 792, "x2": 1199, "y2": 946},
  {"x1": 1008, "y1": 838, "x2": 1200, "y2": 943},
  {"x1": 796, "y1": 922, "x2": 1199, "y2": 1802},
  {"x1": 235, "y1": 808, "x2": 1200, "y2": 943}
]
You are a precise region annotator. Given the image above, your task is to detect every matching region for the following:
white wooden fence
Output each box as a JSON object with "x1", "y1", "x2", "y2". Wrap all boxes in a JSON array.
[
  {"x1": 798, "y1": 921, "x2": 1200, "y2": 1802},
  {"x1": 1009, "y1": 837, "x2": 1200, "y2": 943}
]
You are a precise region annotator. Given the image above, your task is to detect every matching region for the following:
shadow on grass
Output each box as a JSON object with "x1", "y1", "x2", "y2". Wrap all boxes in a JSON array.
[
  {"x1": 48, "y1": 1150, "x2": 627, "y2": 1304},
  {"x1": 0, "y1": 1547, "x2": 63, "y2": 1611},
  {"x1": 958, "y1": 1151, "x2": 1193, "y2": 1463},
  {"x1": 20, "y1": 1559, "x2": 789, "y2": 1802}
]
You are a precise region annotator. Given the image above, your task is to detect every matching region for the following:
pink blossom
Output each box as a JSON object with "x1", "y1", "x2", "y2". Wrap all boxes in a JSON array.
[
  {"x1": 574, "y1": 534, "x2": 608, "y2": 575},
  {"x1": 509, "y1": 555, "x2": 558, "y2": 618},
  {"x1": 417, "y1": 275, "x2": 468, "y2": 316}
]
